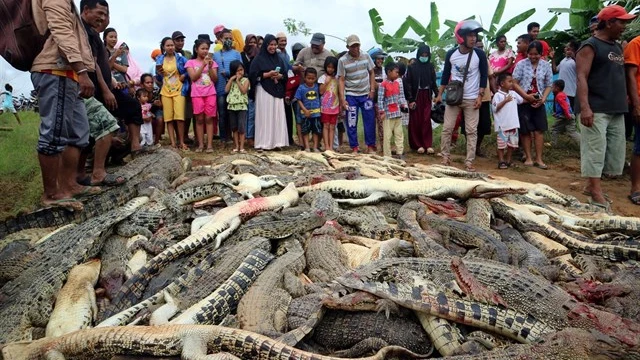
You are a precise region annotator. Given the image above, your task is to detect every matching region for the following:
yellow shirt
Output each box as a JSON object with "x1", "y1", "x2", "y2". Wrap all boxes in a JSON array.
[{"x1": 160, "y1": 57, "x2": 183, "y2": 97}]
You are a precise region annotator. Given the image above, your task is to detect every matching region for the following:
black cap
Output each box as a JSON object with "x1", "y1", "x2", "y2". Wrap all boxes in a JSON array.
[
  {"x1": 172, "y1": 31, "x2": 186, "y2": 40},
  {"x1": 310, "y1": 33, "x2": 325, "y2": 45},
  {"x1": 197, "y1": 34, "x2": 213, "y2": 44}
]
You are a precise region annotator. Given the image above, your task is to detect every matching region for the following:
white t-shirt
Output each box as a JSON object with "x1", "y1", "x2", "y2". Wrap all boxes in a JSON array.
[
  {"x1": 557, "y1": 57, "x2": 577, "y2": 97},
  {"x1": 491, "y1": 90, "x2": 523, "y2": 131},
  {"x1": 448, "y1": 49, "x2": 481, "y2": 99}
]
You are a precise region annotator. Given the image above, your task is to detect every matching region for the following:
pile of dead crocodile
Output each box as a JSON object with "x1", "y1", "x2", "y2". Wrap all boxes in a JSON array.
[{"x1": 2, "y1": 148, "x2": 640, "y2": 360}]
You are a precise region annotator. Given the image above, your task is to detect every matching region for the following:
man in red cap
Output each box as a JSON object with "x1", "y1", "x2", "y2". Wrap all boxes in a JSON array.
[{"x1": 576, "y1": 4, "x2": 636, "y2": 210}]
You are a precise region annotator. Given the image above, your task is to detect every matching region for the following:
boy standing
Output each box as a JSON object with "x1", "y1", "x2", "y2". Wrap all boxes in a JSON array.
[
  {"x1": 295, "y1": 68, "x2": 322, "y2": 151},
  {"x1": 377, "y1": 63, "x2": 408, "y2": 159},
  {"x1": 551, "y1": 79, "x2": 580, "y2": 146},
  {"x1": 492, "y1": 73, "x2": 523, "y2": 169}
]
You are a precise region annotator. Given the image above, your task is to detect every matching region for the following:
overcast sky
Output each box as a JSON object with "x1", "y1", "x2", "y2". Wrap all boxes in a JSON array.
[{"x1": 0, "y1": 0, "x2": 569, "y2": 95}]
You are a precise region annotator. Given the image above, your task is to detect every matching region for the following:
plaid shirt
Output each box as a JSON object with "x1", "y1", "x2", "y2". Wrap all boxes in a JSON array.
[{"x1": 377, "y1": 79, "x2": 408, "y2": 119}]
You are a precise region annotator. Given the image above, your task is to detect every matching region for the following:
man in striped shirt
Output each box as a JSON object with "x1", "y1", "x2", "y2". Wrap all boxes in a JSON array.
[{"x1": 338, "y1": 34, "x2": 376, "y2": 153}]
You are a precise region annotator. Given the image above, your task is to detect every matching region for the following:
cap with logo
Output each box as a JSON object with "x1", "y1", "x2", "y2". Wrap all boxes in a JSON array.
[
  {"x1": 597, "y1": 5, "x2": 636, "y2": 21},
  {"x1": 346, "y1": 34, "x2": 361, "y2": 47},
  {"x1": 310, "y1": 33, "x2": 325, "y2": 45},
  {"x1": 171, "y1": 31, "x2": 186, "y2": 40}
]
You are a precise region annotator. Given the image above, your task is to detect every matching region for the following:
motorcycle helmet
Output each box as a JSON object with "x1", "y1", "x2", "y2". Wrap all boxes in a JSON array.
[
  {"x1": 454, "y1": 20, "x2": 484, "y2": 45},
  {"x1": 431, "y1": 103, "x2": 446, "y2": 124},
  {"x1": 368, "y1": 48, "x2": 387, "y2": 59}
]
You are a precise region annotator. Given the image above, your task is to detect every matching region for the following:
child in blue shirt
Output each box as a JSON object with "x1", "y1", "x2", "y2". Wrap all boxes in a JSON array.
[
  {"x1": 1, "y1": 84, "x2": 22, "y2": 125},
  {"x1": 294, "y1": 68, "x2": 322, "y2": 151}
]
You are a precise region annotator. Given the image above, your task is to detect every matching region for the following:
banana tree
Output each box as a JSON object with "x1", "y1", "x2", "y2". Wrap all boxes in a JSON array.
[{"x1": 368, "y1": 2, "x2": 456, "y2": 70}]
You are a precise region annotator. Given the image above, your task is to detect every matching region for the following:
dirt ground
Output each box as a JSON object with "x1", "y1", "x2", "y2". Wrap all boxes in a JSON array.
[{"x1": 189, "y1": 143, "x2": 638, "y2": 217}]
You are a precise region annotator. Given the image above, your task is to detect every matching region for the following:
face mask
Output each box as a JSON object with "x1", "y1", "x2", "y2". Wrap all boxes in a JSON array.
[
  {"x1": 419, "y1": 56, "x2": 430, "y2": 63},
  {"x1": 223, "y1": 40, "x2": 233, "y2": 49}
]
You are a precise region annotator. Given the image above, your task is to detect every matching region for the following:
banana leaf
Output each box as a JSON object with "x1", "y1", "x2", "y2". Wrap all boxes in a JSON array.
[
  {"x1": 489, "y1": 0, "x2": 507, "y2": 35},
  {"x1": 542, "y1": 15, "x2": 559, "y2": 31},
  {"x1": 494, "y1": 8, "x2": 536, "y2": 38},
  {"x1": 368, "y1": 8, "x2": 386, "y2": 45},
  {"x1": 393, "y1": 19, "x2": 411, "y2": 39},
  {"x1": 427, "y1": 1, "x2": 441, "y2": 44},
  {"x1": 568, "y1": 0, "x2": 600, "y2": 30},
  {"x1": 406, "y1": 16, "x2": 429, "y2": 43}
]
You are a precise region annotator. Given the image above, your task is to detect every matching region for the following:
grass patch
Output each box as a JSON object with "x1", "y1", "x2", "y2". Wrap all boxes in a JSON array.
[{"x1": 0, "y1": 111, "x2": 42, "y2": 219}]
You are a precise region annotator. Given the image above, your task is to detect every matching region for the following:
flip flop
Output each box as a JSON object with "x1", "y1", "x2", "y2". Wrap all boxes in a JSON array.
[
  {"x1": 588, "y1": 197, "x2": 611, "y2": 212},
  {"x1": 77, "y1": 176, "x2": 92, "y2": 186},
  {"x1": 629, "y1": 191, "x2": 640, "y2": 205},
  {"x1": 582, "y1": 189, "x2": 612, "y2": 203},
  {"x1": 73, "y1": 185, "x2": 102, "y2": 198},
  {"x1": 533, "y1": 162, "x2": 548, "y2": 170},
  {"x1": 92, "y1": 174, "x2": 125, "y2": 186},
  {"x1": 41, "y1": 198, "x2": 84, "y2": 211}
]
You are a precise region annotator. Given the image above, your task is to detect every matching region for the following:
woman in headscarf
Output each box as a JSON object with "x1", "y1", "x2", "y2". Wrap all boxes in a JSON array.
[
  {"x1": 249, "y1": 34, "x2": 288, "y2": 151},
  {"x1": 406, "y1": 44, "x2": 438, "y2": 154},
  {"x1": 231, "y1": 29, "x2": 245, "y2": 52},
  {"x1": 241, "y1": 34, "x2": 259, "y2": 146}
]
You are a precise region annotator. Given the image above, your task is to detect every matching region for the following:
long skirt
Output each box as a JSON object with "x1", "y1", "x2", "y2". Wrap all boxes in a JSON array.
[
  {"x1": 408, "y1": 89, "x2": 433, "y2": 150},
  {"x1": 254, "y1": 85, "x2": 289, "y2": 150}
]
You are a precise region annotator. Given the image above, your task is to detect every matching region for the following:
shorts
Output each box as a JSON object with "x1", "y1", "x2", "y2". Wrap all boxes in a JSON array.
[
  {"x1": 634, "y1": 123, "x2": 640, "y2": 156},
  {"x1": 1, "y1": 104, "x2": 17, "y2": 114},
  {"x1": 161, "y1": 95, "x2": 186, "y2": 121},
  {"x1": 112, "y1": 89, "x2": 143, "y2": 126},
  {"x1": 84, "y1": 97, "x2": 120, "y2": 141},
  {"x1": 302, "y1": 117, "x2": 322, "y2": 135},
  {"x1": 497, "y1": 128, "x2": 519, "y2": 150},
  {"x1": 153, "y1": 109, "x2": 164, "y2": 119},
  {"x1": 579, "y1": 113, "x2": 626, "y2": 178},
  {"x1": 192, "y1": 95, "x2": 217, "y2": 117},
  {"x1": 229, "y1": 109, "x2": 247, "y2": 134},
  {"x1": 517, "y1": 103, "x2": 548, "y2": 135},
  {"x1": 31, "y1": 72, "x2": 89, "y2": 155},
  {"x1": 321, "y1": 113, "x2": 338, "y2": 125}
]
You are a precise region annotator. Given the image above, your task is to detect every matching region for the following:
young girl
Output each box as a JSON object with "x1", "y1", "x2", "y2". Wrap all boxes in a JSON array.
[
  {"x1": 141, "y1": 73, "x2": 163, "y2": 144},
  {"x1": 319, "y1": 56, "x2": 339, "y2": 152},
  {"x1": 156, "y1": 37, "x2": 188, "y2": 150},
  {"x1": 186, "y1": 39, "x2": 218, "y2": 153},
  {"x1": 225, "y1": 60, "x2": 250, "y2": 153},
  {"x1": 136, "y1": 88, "x2": 154, "y2": 146},
  {"x1": 0, "y1": 84, "x2": 21, "y2": 125}
]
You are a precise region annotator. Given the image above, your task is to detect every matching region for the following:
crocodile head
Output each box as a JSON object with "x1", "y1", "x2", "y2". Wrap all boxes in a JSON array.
[{"x1": 470, "y1": 184, "x2": 528, "y2": 199}]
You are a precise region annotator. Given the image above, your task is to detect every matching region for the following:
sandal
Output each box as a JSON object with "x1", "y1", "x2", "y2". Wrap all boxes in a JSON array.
[
  {"x1": 239, "y1": 149, "x2": 246, "y2": 153},
  {"x1": 588, "y1": 197, "x2": 611, "y2": 212},
  {"x1": 232, "y1": 148, "x2": 239, "y2": 153},
  {"x1": 534, "y1": 162, "x2": 549, "y2": 170},
  {"x1": 498, "y1": 161, "x2": 509, "y2": 170},
  {"x1": 441, "y1": 158, "x2": 451, "y2": 166},
  {"x1": 41, "y1": 198, "x2": 84, "y2": 211},
  {"x1": 426, "y1": 147, "x2": 435, "y2": 155},
  {"x1": 629, "y1": 191, "x2": 640, "y2": 205},
  {"x1": 582, "y1": 189, "x2": 612, "y2": 203},
  {"x1": 205, "y1": 148, "x2": 214, "y2": 153},
  {"x1": 417, "y1": 147, "x2": 425, "y2": 154},
  {"x1": 180, "y1": 144, "x2": 190, "y2": 151},
  {"x1": 465, "y1": 163, "x2": 477, "y2": 173},
  {"x1": 91, "y1": 174, "x2": 125, "y2": 187},
  {"x1": 195, "y1": 148, "x2": 203, "y2": 153}
]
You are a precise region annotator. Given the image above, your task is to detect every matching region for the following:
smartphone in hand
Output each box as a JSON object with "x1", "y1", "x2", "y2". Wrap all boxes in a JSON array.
[{"x1": 275, "y1": 66, "x2": 281, "y2": 73}]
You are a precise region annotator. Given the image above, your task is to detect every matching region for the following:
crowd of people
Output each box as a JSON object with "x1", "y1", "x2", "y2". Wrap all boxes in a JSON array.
[{"x1": 21, "y1": 0, "x2": 640, "y2": 210}]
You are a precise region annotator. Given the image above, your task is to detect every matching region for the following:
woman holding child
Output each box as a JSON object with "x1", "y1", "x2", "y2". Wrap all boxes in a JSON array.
[{"x1": 249, "y1": 34, "x2": 289, "y2": 151}]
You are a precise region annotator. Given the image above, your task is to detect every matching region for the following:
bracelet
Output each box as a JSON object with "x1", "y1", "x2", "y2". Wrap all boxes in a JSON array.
[{"x1": 76, "y1": 68, "x2": 88, "y2": 75}]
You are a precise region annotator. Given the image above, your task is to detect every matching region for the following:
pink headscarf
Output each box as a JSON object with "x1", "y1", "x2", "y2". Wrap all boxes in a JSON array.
[{"x1": 116, "y1": 41, "x2": 143, "y2": 84}]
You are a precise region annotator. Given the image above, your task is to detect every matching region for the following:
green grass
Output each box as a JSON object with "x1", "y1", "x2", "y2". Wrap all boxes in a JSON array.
[{"x1": 0, "y1": 111, "x2": 42, "y2": 219}]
